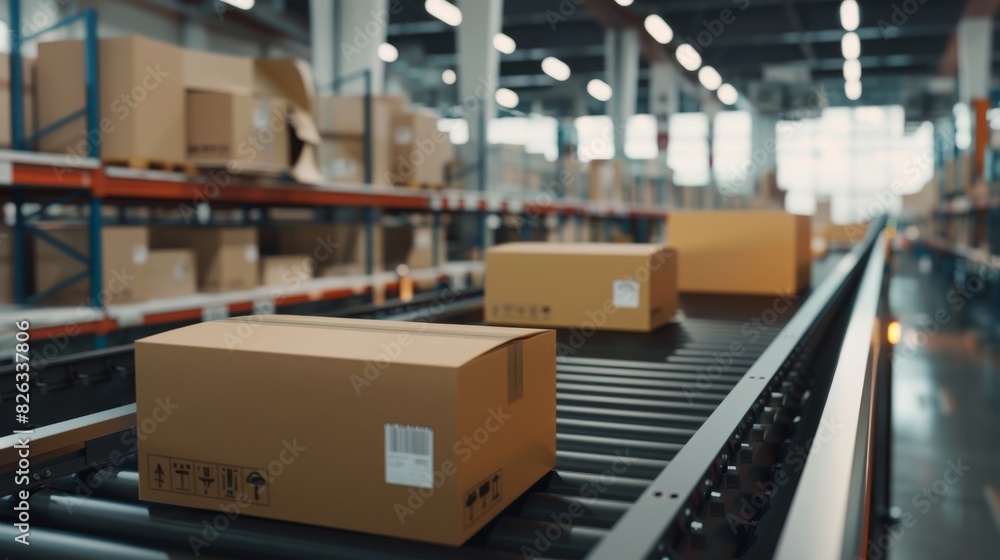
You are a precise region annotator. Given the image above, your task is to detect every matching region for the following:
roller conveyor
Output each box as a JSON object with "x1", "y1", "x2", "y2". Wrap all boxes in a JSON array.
[{"x1": 0, "y1": 224, "x2": 893, "y2": 559}]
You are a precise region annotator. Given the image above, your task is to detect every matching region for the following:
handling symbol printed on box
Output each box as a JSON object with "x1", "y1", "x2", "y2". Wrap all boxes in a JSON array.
[
  {"x1": 147, "y1": 455, "x2": 171, "y2": 491},
  {"x1": 149, "y1": 457, "x2": 269, "y2": 506},
  {"x1": 170, "y1": 460, "x2": 194, "y2": 493},
  {"x1": 463, "y1": 469, "x2": 502, "y2": 527},
  {"x1": 220, "y1": 465, "x2": 241, "y2": 499},
  {"x1": 194, "y1": 462, "x2": 219, "y2": 498}
]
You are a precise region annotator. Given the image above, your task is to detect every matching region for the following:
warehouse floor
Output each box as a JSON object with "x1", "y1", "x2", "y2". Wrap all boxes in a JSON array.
[{"x1": 889, "y1": 253, "x2": 1000, "y2": 560}]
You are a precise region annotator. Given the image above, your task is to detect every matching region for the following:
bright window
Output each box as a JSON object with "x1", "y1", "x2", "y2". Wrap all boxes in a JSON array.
[
  {"x1": 776, "y1": 106, "x2": 933, "y2": 223},
  {"x1": 668, "y1": 113, "x2": 710, "y2": 186}
]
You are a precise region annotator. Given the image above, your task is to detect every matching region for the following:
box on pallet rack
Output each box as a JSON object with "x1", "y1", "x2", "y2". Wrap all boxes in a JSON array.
[
  {"x1": 0, "y1": 55, "x2": 35, "y2": 148},
  {"x1": 187, "y1": 93, "x2": 290, "y2": 171},
  {"x1": 261, "y1": 223, "x2": 376, "y2": 277},
  {"x1": 391, "y1": 107, "x2": 453, "y2": 189},
  {"x1": 588, "y1": 159, "x2": 624, "y2": 202},
  {"x1": 253, "y1": 58, "x2": 324, "y2": 183},
  {"x1": 182, "y1": 49, "x2": 290, "y2": 172},
  {"x1": 33, "y1": 225, "x2": 150, "y2": 305},
  {"x1": 37, "y1": 35, "x2": 186, "y2": 164},
  {"x1": 147, "y1": 250, "x2": 197, "y2": 299},
  {"x1": 151, "y1": 227, "x2": 259, "y2": 293},
  {"x1": 261, "y1": 255, "x2": 315, "y2": 288},
  {"x1": 316, "y1": 94, "x2": 407, "y2": 186}
]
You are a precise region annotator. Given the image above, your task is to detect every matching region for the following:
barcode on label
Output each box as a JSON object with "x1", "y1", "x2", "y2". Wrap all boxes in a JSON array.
[
  {"x1": 386, "y1": 424, "x2": 432, "y2": 456},
  {"x1": 385, "y1": 424, "x2": 434, "y2": 488}
]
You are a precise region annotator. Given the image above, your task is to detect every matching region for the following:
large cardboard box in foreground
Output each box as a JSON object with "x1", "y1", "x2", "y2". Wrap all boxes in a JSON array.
[
  {"x1": 37, "y1": 35, "x2": 185, "y2": 161},
  {"x1": 485, "y1": 243, "x2": 678, "y2": 332},
  {"x1": 33, "y1": 226, "x2": 149, "y2": 305},
  {"x1": 151, "y1": 227, "x2": 258, "y2": 292},
  {"x1": 667, "y1": 210, "x2": 811, "y2": 295},
  {"x1": 136, "y1": 316, "x2": 556, "y2": 545}
]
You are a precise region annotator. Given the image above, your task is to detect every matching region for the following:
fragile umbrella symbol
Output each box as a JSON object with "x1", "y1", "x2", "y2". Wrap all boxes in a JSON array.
[{"x1": 246, "y1": 472, "x2": 267, "y2": 501}]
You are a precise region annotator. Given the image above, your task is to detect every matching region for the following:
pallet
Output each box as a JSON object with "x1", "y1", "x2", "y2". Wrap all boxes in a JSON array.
[
  {"x1": 189, "y1": 160, "x2": 290, "y2": 179},
  {"x1": 103, "y1": 157, "x2": 195, "y2": 175}
]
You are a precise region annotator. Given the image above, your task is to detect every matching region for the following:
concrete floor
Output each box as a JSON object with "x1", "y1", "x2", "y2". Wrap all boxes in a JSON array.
[{"x1": 887, "y1": 251, "x2": 1000, "y2": 560}]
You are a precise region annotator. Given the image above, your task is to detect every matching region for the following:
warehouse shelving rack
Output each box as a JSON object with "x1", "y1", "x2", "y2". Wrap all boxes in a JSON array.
[
  {"x1": 2, "y1": 2, "x2": 671, "y2": 349},
  {"x1": 0, "y1": 149, "x2": 669, "y2": 348}
]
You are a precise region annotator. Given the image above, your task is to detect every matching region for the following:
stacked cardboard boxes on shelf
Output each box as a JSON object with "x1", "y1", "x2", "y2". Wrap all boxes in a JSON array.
[
  {"x1": 32, "y1": 225, "x2": 151, "y2": 305},
  {"x1": 147, "y1": 250, "x2": 197, "y2": 299},
  {"x1": 588, "y1": 159, "x2": 624, "y2": 202},
  {"x1": 261, "y1": 222, "x2": 373, "y2": 277},
  {"x1": 316, "y1": 95, "x2": 406, "y2": 186},
  {"x1": 183, "y1": 50, "x2": 289, "y2": 173},
  {"x1": 37, "y1": 36, "x2": 186, "y2": 164},
  {"x1": 34, "y1": 35, "x2": 320, "y2": 181},
  {"x1": 316, "y1": 95, "x2": 454, "y2": 188},
  {"x1": 391, "y1": 107, "x2": 453, "y2": 188},
  {"x1": 151, "y1": 227, "x2": 258, "y2": 293}
]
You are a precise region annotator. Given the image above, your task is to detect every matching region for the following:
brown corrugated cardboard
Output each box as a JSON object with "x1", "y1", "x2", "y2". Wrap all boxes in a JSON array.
[
  {"x1": 825, "y1": 222, "x2": 869, "y2": 247},
  {"x1": 588, "y1": 160, "x2": 624, "y2": 201},
  {"x1": 183, "y1": 49, "x2": 254, "y2": 95},
  {"x1": 37, "y1": 36, "x2": 185, "y2": 162},
  {"x1": 150, "y1": 227, "x2": 258, "y2": 292},
  {"x1": 390, "y1": 109, "x2": 450, "y2": 186},
  {"x1": 260, "y1": 255, "x2": 314, "y2": 287},
  {"x1": 316, "y1": 95, "x2": 407, "y2": 187},
  {"x1": 147, "y1": 250, "x2": 196, "y2": 299},
  {"x1": 261, "y1": 223, "x2": 379, "y2": 276},
  {"x1": 186, "y1": 92, "x2": 289, "y2": 169},
  {"x1": 33, "y1": 226, "x2": 149, "y2": 305},
  {"x1": 254, "y1": 59, "x2": 323, "y2": 183},
  {"x1": 485, "y1": 243, "x2": 678, "y2": 332},
  {"x1": 318, "y1": 135, "x2": 392, "y2": 186},
  {"x1": 406, "y1": 226, "x2": 446, "y2": 269},
  {"x1": 0, "y1": 56, "x2": 35, "y2": 148},
  {"x1": 136, "y1": 316, "x2": 556, "y2": 545},
  {"x1": 316, "y1": 95, "x2": 407, "y2": 137},
  {"x1": 667, "y1": 210, "x2": 811, "y2": 295},
  {"x1": 319, "y1": 137, "x2": 365, "y2": 183}
]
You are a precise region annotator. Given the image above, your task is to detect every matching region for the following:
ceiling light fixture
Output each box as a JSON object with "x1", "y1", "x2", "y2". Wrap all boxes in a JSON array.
[{"x1": 425, "y1": 0, "x2": 462, "y2": 26}]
